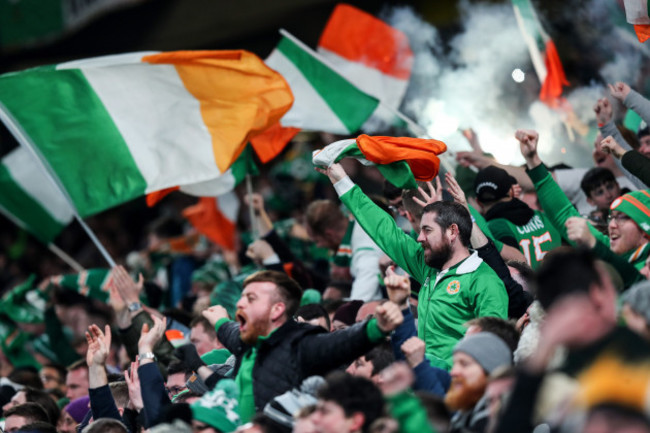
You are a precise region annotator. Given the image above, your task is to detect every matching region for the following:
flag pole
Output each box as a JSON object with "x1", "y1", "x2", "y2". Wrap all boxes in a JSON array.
[
  {"x1": 0, "y1": 104, "x2": 117, "y2": 267},
  {"x1": 278, "y1": 29, "x2": 456, "y2": 176},
  {"x1": 246, "y1": 174, "x2": 258, "y2": 240},
  {"x1": 47, "y1": 244, "x2": 85, "y2": 272}
]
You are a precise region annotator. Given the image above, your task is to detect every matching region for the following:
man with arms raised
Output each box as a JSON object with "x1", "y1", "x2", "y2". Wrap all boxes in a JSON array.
[
  {"x1": 317, "y1": 163, "x2": 508, "y2": 370},
  {"x1": 202, "y1": 270, "x2": 403, "y2": 423}
]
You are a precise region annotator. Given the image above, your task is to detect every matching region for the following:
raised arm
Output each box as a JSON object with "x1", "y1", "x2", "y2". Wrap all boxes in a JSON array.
[{"x1": 316, "y1": 163, "x2": 427, "y2": 283}]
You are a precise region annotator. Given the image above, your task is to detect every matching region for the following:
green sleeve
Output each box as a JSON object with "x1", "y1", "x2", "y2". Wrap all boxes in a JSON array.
[
  {"x1": 527, "y1": 164, "x2": 608, "y2": 246},
  {"x1": 340, "y1": 185, "x2": 427, "y2": 283},
  {"x1": 365, "y1": 318, "x2": 389, "y2": 342},
  {"x1": 592, "y1": 240, "x2": 643, "y2": 290},
  {"x1": 473, "y1": 266, "x2": 509, "y2": 319},
  {"x1": 386, "y1": 391, "x2": 437, "y2": 433}
]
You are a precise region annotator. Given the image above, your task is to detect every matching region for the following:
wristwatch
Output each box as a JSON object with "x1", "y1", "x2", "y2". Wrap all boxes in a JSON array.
[
  {"x1": 127, "y1": 302, "x2": 142, "y2": 312},
  {"x1": 138, "y1": 352, "x2": 156, "y2": 361}
]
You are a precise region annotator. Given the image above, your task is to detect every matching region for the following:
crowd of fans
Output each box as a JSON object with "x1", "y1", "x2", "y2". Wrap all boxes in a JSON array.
[{"x1": 1, "y1": 80, "x2": 650, "y2": 433}]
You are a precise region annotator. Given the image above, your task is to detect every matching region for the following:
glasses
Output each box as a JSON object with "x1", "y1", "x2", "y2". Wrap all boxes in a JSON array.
[
  {"x1": 607, "y1": 213, "x2": 631, "y2": 224},
  {"x1": 167, "y1": 385, "x2": 187, "y2": 396}
]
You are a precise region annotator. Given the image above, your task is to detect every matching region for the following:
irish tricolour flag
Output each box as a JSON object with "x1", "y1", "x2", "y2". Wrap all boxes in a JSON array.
[
  {"x1": 317, "y1": 4, "x2": 414, "y2": 111},
  {"x1": 0, "y1": 147, "x2": 74, "y2": 244},
  {"x1": 313, "y1": 135, "x2": 447, "y2": 189},
  {"x1": 0, "y1": 50, "x2": 293, "y2": 218},
  {"x1": 265, "y1": 33, "x2": 380, "y2": 135}
]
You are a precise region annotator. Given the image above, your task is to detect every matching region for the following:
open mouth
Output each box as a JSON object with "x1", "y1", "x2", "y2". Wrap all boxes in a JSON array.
[{"x1": 236, "y1": 312, "x2": 247, "y2": 331}]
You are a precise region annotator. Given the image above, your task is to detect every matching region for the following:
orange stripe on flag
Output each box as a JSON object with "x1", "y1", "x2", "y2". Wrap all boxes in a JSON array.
[
  {"x1": 182, "y1": 197, "x2": 236, "y2": 251},
  {"x1": 539, "y1": 40, "x2": 569, "y2": 107},
  {"x1": 634, "y1": 25, "x2": 650, "y2": 43},
  {"x1": 250, "y1": 123, "x2": 301, "y2": 163},
  {"x1": 318, "y1": 4, "x2": 413, "y2": 80},
  {"x1": 146, "y1": 186, "x2": 180, "y2": 207},
  {"x1": 356, "y1": 135, "x2": 447, "y2": 181},
  {"x1": 143, "y1": 50, "x2": 294, "y2": 172}
]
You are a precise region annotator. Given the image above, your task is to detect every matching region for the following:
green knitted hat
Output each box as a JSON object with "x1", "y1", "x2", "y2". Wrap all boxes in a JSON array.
[
  {"x1": 610, "y1": 190, "x2": 650, "y2": 235},
  {"x1": 191, "y1": 379, "x2": 240, "y2": 432},
  {"x1": 300, "y1": 289, "x2": 321, "y2": 306}
]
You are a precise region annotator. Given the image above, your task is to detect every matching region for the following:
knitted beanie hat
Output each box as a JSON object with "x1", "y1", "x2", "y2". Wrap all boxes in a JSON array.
[
  {"x1": 64, "y1": 396, "x2": 91, "y2": 423},
  {"x1": 610, "y1": 190, "x2": 650, "y2": 235},
  {"x1": 453, "y1": 332, "x2": 512, "y2": 375},
  {"x1": 191, "y1": 379, "x2": 240, "y2": 433},
  {"x1": 332, "y1": 300, "x2": 363, "y2": 326}
]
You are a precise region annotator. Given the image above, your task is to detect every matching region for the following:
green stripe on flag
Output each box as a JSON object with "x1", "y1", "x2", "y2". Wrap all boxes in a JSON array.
[
  {"x1": 335, "y1": 143, "x2": 417, "y2": 189},
  {"x1": 277, "y1": 37, "x2": 379, "y2": 133},
  {"x1": 0, "y1": 68, "x2": 147, "y2": 217},
  {"x1": 0, "y1": 163, "x2": 65, "y2": 243},
  {"x1": 231, "y1": 144, "x2": 259, "y2": 183}
]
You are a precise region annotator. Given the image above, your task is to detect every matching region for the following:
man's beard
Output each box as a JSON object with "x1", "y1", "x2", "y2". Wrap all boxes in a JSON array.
[
  {"x1": 238, "y1": 310, "x2": 272, "y2": 345},
  {"x1": 424, "y1": 240, "x2": 452, "y2": 269},
  {"x1": 444, "y1": 375, "x2": 487, "y2": 412}
]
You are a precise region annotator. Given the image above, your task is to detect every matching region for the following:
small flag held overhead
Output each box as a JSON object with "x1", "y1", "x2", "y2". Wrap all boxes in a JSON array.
[
  {"x1": 313, "y1": 135, "x2": 447, "y2": 189},
  {"x1": 623, "y1": 0, "x2": 650, "y2": 42}
]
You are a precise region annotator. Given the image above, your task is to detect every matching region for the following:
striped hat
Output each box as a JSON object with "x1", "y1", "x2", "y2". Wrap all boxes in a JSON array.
[{"x1": 610, "y1": 190, "x2": 650, "y2": 235}]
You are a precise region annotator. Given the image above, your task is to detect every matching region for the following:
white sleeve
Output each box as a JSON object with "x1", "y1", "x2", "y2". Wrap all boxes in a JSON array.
[{"x1": 349, "y1": 224, "x2": 382, "y2": 301}]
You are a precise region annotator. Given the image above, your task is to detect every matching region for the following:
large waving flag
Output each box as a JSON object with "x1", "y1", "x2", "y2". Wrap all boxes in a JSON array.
[
  {"x1": 0, "y1": 147, "x2": 74, "y2": 244},
  {"x1": 0, "y1": 50, "x2": 293, "y2": 218},
  {"x1": 511, "y1": 0, "x2": 568, "y2": 106},
  {"x1": 265, "y1": 33, "x2": 380, "y2": 135},
  {"x1": 623, "y1": 0, "x2": 650, "y2": 42},
  {"x1": 317, "y1": 4, "x2": 414, "y2": 111},
  {"x1": 313, "y1": 135, "x2": 447, "y2": 189}
]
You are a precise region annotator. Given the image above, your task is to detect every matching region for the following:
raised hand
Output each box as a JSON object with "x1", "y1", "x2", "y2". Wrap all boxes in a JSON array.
[
  {"x1": 608, "y1": 82, "x2": 631, "y2": 102},
  {"x1": 202, "y1": 305, "x2": 229, "y2": 327},
  {"x1": 515, "y1": 129, "x2": 541, "y2": 168},
  {"x1": 124, "y1": 359, "x2": 144, "y2": 412},
  {"x1": 412, "y1": 177, "x2": 443, "y2": 208},
  {"x1": 593, "y1": 98, "x2": 613, "y2": 125},
  {"x1": 600, "y1": 136, "x2": 626, "y2": 159},
  {"x1": 401, "y1": 336, "x2": 426, "y2": 368},
  {"x1": 137, "y1": 314, "x2": 166, "y2": 354},
  {"x1": 111, "y1": 266, "x2": 143, "y2": 305},
  {"x1": 374, "y1": 301, "x2": 404, "y2": 333},
  {"x1": 314, "y1": 162, "x2": 348, "y2": 184},
  {"x1": 384, "y1": 266, "x2": 410, "y2": 307},
  {"x1": 566, "y1": 217, "x2": 596, "y2": 248},
  {"x1": 445, "y1": 173, "x2": 468, "y2": 210},
  {"x1": 86, "y1": 324, "x2": 111, "y2": 367},
  {"x1": 245, "y1": 240, "x2": 276, "y2": 264},
  {"x1": 376, "y1": 362, "x2": 415, "y2": 397}
]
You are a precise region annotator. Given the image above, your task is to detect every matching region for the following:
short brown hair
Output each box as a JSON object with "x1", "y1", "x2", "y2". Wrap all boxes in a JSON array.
[
  {"x1": 4, "y1": 403, "x2": 50, "y2": 425},
  {"x1": 190, "y1": 316, "x2": 216, "y2": 338},
  {"x1": 243, "y1": 270, "x2": 303, "y2": 318},
  {"x1": 305, "y1": 200, "x2": 345, "y2": 234}
]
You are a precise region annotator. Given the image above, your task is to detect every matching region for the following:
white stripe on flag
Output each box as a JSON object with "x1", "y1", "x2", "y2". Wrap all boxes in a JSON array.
[
  {"x1": 266, "y1": 49, "x2": 350, "y2": 134},
  {"x1": 80, "y1": 64, "x2": 220, "y2": 192}
]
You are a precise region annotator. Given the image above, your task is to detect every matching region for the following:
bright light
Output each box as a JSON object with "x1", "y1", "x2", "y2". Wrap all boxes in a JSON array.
[
  {"x1": 511, "y1": 68, "x2": 525, "y2": 83},
  {"x1": 423, "y1": 100, "x2": 460, "y2": 138}
]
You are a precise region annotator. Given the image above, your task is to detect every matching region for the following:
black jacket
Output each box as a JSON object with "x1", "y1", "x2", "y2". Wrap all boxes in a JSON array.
[{"x1": 217, "y1": 318, "x2": 383, "y2": 412}]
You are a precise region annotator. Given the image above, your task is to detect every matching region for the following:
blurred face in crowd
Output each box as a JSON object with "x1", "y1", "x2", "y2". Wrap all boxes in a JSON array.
[
  {"x1": 2, "y1": 391, "x2": 26, "y2": 413},
  {"x1": 40, "y1": 366, "x2": 66, "y2": 393},
  {"x1": 639, "y1": 135, "x2": 650, "y2": 159},
  {"x1": 191, "y1": 419, "x2": 220, "y2": 433},
  {"x1": 588, "y1": 181, "x2": 621, "y2": 212},
  {"x1": 485, "y1": 376, "x2": 515, "y2": 421},
  {"x1": 312, "y1": 400, "x2": 361, "y2": 433},
  {"x1": 190, "y1": 323, "x2": 220, "y2": 356},
  {"x1": 607, "y1": 211, "x2": 648, "y2": 255},
  {"x1": 236, "y1": 282, "x2": 283, "y2": 344},
  {"x1": 418, "y1": 212, "x2": 452, "y2": 269},
  {"x1": 641, "y1": 255, "x2": 650, "y2": 280},
  {"x1": 4, "y1": 415, "x2": 30, "y2": 433},
  {"x1": 445, "y1": 352, "x2": 488, "y2": 412},
  {"x1": 57, "y1": 410, "x2": 78, "y2": 433},
  {"x1": 166, "y1": 372, "x2": 187, "y2": 398},
  {"x1": 66, "y1": 367, "x2": 89, "y2": 401},
  {"x1": 346, "y1": 356, "x2": 374, "y2": 379}
]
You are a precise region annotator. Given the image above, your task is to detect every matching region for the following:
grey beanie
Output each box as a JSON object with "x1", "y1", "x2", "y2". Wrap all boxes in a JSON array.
[
  {"x1": 622, "y1": 280, "x2": 650, "y2": 325},
  {"x1": 453, "y1": 332, "x2": 512, "y2": 374}
]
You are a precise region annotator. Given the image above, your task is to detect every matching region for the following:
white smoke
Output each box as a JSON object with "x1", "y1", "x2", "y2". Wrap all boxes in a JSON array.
[{"x1": 379, "y1": 0, "x2": 648, "y2": 168}]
